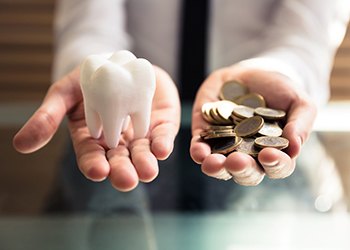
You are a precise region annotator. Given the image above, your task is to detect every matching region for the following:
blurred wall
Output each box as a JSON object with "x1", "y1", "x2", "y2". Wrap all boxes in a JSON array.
[
  {"x1": 0, "y1": 0, "x2": 64, "y2": 215},
  {"x1": 331, "y1": 25, "x2": 350, "y2": 100},
  {"x1": 0, "y1": 0, "x2": 54, "y2": 102}
]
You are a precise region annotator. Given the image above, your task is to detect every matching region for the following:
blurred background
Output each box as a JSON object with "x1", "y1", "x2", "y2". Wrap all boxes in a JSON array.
[{"x1": 0, "y1": 0, "x2": 350, "y2": 215}]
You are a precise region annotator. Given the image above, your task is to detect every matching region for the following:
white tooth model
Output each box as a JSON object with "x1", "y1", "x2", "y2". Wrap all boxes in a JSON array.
[{"x1": 80, "y1": 50, "x2": 156, "y2": 149}]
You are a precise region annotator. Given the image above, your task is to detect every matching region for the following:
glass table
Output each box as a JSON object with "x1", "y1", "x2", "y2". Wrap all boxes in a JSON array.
[{"x1": 1, "y1": 212, "x2": 349, "y2": 250}]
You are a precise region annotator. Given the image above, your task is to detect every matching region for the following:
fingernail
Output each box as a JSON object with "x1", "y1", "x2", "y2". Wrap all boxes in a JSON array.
[
  {"x1": 263, "y1": 160, "x2": 279, "y2": 168},
  {"x1": 298, "y1": 136, "x2": 303, "y2": 147},
  {"x1": 214, "y1": 168, "x2": 232, "y2": 181}
]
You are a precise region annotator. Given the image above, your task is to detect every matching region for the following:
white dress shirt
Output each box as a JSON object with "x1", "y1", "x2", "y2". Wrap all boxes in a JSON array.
[{"x1": 53, "y1": 0, "x2": 350, "y2": 105}]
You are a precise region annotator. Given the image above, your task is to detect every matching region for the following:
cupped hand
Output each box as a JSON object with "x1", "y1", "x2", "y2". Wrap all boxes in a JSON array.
[
  {"x1": 13, "y1": 66, "x2": 181, "y2": 191},
  {"x1": 190, "y1": 65, "x2": 317, "y2": 186}
]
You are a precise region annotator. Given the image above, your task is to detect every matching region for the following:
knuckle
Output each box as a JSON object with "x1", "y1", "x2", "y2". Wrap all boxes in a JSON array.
[{"x1": 37, "y1": 110, "x2": 59, "y2": 134}]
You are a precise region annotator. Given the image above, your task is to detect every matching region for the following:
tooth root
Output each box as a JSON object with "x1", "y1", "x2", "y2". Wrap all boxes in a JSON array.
[
  {"x1": 125, "y1": 58, "x2": 155, "y2": 139},
  {"x1": 122, "y1": 115, "x2": 130, "y2": 132},
  {"x1": 88, "y1": 62, "x2": 127, "y2": 148},
  {"x1": 131, "y1": 111, "x2": 151, "y2": 139},
  {"x1": 84, "y1": 104, "x2": 102, "y2": 139},
  {"x1": 100, "y1": 110, "x2": 125, "y2": 149}
]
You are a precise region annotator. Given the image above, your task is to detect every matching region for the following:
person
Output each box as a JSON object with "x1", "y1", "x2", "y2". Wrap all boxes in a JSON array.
[{"x1": 13, "y1": 0, "x2": 350, "y2": 211}]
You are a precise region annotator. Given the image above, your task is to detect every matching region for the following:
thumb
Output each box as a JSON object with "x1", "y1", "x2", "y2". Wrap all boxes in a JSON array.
[
  {"x1": 283, "y1": 98, "x2": 317, "y2": 158},
  {"x1": 13, "y1": 96, "x2": 65, "y2": 154},
  {"x1": 13, "y1": 69, "x2": 82, "y2": 153}
]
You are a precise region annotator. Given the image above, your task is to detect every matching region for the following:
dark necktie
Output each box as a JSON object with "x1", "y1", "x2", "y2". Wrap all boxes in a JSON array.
[
  {"x1": 179, "y1": 0, "x2": 210, "y2": 101},
  {"x1": 177, "y1": 0, "x2": 210, "y2": 211}
]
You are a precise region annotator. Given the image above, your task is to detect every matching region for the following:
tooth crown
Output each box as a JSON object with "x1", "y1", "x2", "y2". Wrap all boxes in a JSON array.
[{"x1": 80, "y1": 50, "x2": 156, "y2": 148}]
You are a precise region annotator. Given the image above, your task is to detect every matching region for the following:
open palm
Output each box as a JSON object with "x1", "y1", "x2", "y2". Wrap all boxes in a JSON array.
[
  {"x1": 13, "y1": 66, "x2": 181, "y2": 191},
  {"x1": 190, "y1": 65, "x2": 317, "y2": 185}
]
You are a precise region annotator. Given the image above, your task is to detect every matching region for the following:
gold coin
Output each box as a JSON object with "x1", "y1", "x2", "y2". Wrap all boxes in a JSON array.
[
  {"x1": 210, "y1": 107, "x2": 230, "y2": 124},
  {"x1": 200, "y1": 127, "x2": 234, "y2": 139},
  {"x1": 254, "y1": 136, "x2": 289, "y2": 150},
  {"x1": 203, "y1": 131, "x2": 236, "y2": 140},
  {"x1": 201, "y1": 102, "x2": 217, "y2": 124},
  {"x1": 211, "y1": 136, "x2": 243, "y2": 154},
  {"x1": 219, "y1": 80, "x2": 248, "y2": 101},
  {"x1": 213, "y1": 129, "x2": 235, "y2": 134},
  {"x1": 258, "y1": 122, "x2": 283, "y2": 137},
  {"x1": 236, "y1": 138, "x2": 260, "y2": 157},
  {"x1": 234, "y1": 116, "x2": 264, "y2": 137},
  {"x1": 206, "y1": 125, "x2": 235, "y2": 131},
  {"x1": 231, "y1": 114, "x2": 243, "y2": 125},
  {"x1": 216, "y1": 100, "x2": 237, "y2": 120},
  {"x1": 203, "y1": 128, "x2": 236, "y2": 136},
  {"x1": 209, "y1": 108, "x2": 220, "y2": 122},
  {"x1": 235, "y1": 93, "x2": 266, "y2": 108},
  {"x1": 232, "y1": 105, "x2": 255, "y2": 119},
  {"x1": 254, "y1": 107, "x2": 286, "y2": 120},
  {"x1": 209, "y1": 107, "x2": 220, "y2": 124},
  {"x1": 200, "y1": 130, "x2": 210, "y2": 139},
  {"x1": 204, "y1": 101, "x2": 232, "y2": 124}
]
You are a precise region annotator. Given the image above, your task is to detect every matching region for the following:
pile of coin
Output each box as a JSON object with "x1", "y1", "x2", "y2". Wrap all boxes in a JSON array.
[{"x1": 200, "y1": 80, "x2": 289, "y2": 156}]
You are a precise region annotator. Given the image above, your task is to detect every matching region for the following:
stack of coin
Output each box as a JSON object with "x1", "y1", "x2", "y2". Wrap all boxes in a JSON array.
[{"x1": 200, "y1": 80, "x2": 289, "y2": 156}]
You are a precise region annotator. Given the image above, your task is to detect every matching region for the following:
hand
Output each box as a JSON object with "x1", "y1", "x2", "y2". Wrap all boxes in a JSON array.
[
  {"x1": 190, "y1": 65, "x2": 317, "y2": 186},
  {"x1": 13, "y1": 66, "x2": 181, "y2": 191}
]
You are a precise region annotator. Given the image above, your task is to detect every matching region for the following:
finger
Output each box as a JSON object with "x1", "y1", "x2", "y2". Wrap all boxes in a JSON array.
[
  {"x1": 69, "y1": 121, "x2": 110, "y2": 182},
  {"x1": 258, "y1": 148, "x2": 296, "y2": 179},
  {"x1": 150, "y1": 66, "x2": 181, "y2": 160},
  {"x1": 201, "y1": 154, "x2": 232, "y2": 180},
  {"x1": 283, "y1": 98, "x2": 317, "y2": 158},
  {"x1": 150, "y1": 121, "x2": 178, "y2": 160},
  {"x1": 13, "y1": 104, "x2": 63, "y2": 154},
  {"x1": 107, "y1": 145, "x2": 139, "y2": 192},
  {"x1": 190, "y1": 135, "x2": 212, "y2": 164},
  {"x1": 130, "y1": 138, "x2": 159, "y2": 182},
  {"x1": 190, "y1": 107, "x2": 212, "y2": 164},
  {"x1": 225, "y1": 152, "x2": 265, "y2": 186},
  {"x1": 13, "y1": 69, "x2": 82, "y2": 153}
]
